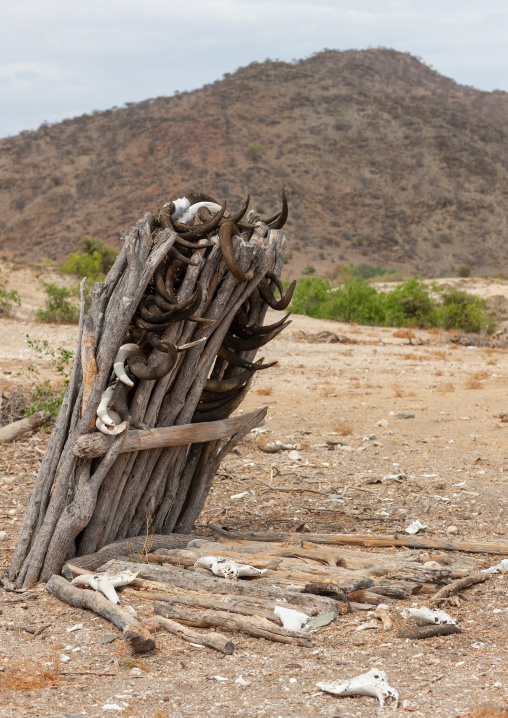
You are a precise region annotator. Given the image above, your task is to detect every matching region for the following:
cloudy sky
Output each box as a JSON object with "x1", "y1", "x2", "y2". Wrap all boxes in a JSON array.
[{"x1": 1, "y1": 0, "x2": 507, "y2": 138}]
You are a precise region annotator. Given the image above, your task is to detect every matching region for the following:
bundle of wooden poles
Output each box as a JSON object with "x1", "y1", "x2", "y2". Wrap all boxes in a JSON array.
[{"x1": 9, "y1": 191, "x2": 294, "y2": 587}]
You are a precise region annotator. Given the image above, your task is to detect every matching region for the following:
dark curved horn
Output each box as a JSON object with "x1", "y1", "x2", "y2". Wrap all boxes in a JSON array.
[
  {"x1": 170, "y1": 203, "x2": 226, "y2": 241},
  {"x1": 226, "y1": 195, "x2": 250, "y2": 225},
  {"x1": 199, "y1": 386, "x2": 240, "y2": 403},
  {"x1": 175, "y1": 236, "x2": 214, "y2": 250},
  {"x1": 267, "y1": 188, "x2": 288, "y2": 230},
  {"x1": 185, "y1": 192, "x2": 220, "y2": 205},
  {"x1": 219, "y1": 220, "x2": 253, "y2": 282},
  {"x1": 156, "y1": 202, "x2": 176, "y2": 228},
  {"x1": 258, "y1": 277, "x2": 297, "y2": 311},
  {"x1": 205, "y1": 366, "x2": 256, "y2": 393},
  {"x1": 218, "y1": 345, "x2": 277, "y2": 370},
  {"x1": 224, "y1": 321, "x2": 291, "y2": 352},
  {"x1": 195, "y1": 390, "x2": 242, "y2": 412},
  {"x1": 134, "y1": 316, "x2": 171, "y2": 332},
  {"x1": 245, "y1": 288, "x2": 263, "y2": 328},
  {"x1": 128, "y1": 343, "x2": 177, "y2": 380},
  {"x1": 113, "y1": 381, "x2": 148, "y2": 430},
  {"x1": 168, "y1": 245, "x2": 200, "y2": 266},
  {"x1": 192, "y1": 370, "x2": 256, "y2": 423},
  {"x1": 154, "y1": 264, "x2": 176, "y2": 304},
  {"x1": 231, "y1": 312, "x2": 291, "y2": 338}
]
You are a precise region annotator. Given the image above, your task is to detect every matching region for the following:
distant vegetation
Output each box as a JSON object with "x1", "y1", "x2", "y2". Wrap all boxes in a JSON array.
[
  {"x1": 289, "y1": 276, "x2": 494, "y2": 333},
  {"x1": 0, "y1": 286, "x2": 20, "y2": 316},
  {"x1": 36, "y1": 237, "x2": 119, "y2": 323}
]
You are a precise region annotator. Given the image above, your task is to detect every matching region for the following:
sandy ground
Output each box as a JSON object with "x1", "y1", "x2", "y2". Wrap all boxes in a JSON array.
[{"x1": 1, "y1": 270, "x2": 508, "y2": 717}]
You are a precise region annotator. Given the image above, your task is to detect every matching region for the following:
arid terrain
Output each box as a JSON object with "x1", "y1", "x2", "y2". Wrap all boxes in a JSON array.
[
  {"x1": 3, "y1": 48, "x2": 508, "y2": 278},
  {"x1": 1, "y1": 265, "x2": 508, "y2": 717}
]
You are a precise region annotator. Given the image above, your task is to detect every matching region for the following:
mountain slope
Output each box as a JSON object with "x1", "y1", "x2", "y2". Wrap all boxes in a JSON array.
[{"x1": 1, "y1": 48, "x2": 508, "y2": 277}]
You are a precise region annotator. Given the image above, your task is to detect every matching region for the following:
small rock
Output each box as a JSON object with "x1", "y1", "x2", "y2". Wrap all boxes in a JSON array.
[
  {"x1": 446, "y1": 525, "x2": 458, "y2": 536},
  {"x1": 0, "y1": 531, "x2": 8, "y2": 542},
  {"x1": 405, "y1": 520, "x2": 428, "y2": 535},
  {"x1": 99, "y1": 634, "x2": 118, "y2": 645},
  {"x1": 287, "y1": 450, "x2": 301, "y2": 461},
  {"x1": 230, "y1": 491, "x2": 250, "y2": 500},
  {"x1": 373, "y1": 441, "x2": 383, "y2": 447},
  {"x1": 377, "y1": 419, "x2": 389, "y2": 427},
  {"x1": 396, "y1": 413, "x2": 415, "y2": 419}
]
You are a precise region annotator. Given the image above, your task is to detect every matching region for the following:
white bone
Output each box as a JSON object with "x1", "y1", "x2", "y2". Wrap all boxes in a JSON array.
[
  {"x1": 170, "y1": 196, "x2": 191, "y2": 220},
  {"x1": 405, "y1": 520, "x2": 428, "y2": 534},
  {"x1": 274, "y1": 606, "x2": 309, "y2": 631},
  {"x1": 483, "y1": 558, "x2": 508, "y2": 574},
  {"x1": 194, "y1": 556, "x2": 267, "y2": 580},
  {"x1": 179, "y1": 201, "x2": 222, "y2": 225},
  {"x1": 96, "y1": 410, "x2": 127, "y2": 436},
  {"x1": 113, "y1": 344, "x2": 142, "y2": 387},
  {"x1": 401, "y1": 606, "x2": 458, "y2": 625},
  {"x1": 317, "y1": 668, "x2": 399, "y2": 708},
  {"x1": 97, "y1": 385, "x2": 116, "y2": 426},
  {"x1": 71, "y1": 569, "x2": 139, "y2": 604}
]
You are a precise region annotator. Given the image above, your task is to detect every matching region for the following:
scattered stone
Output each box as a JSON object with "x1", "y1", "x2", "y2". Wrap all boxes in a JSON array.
[
  {"x1": 0, "y1": 531, "x2": 8, "y2": 542},
  {"x1": 396, "y1": 413, "x2": 415, "y2": 419},
  {"x1": 99, "y1": 634, "x2": 119, "y2": 645},
  {"x1": 446, "y1": 525, "x2": 458, "y2": 536},
  {"x1": 377, "y1": 419, "x2": 389, "y2": 427}
]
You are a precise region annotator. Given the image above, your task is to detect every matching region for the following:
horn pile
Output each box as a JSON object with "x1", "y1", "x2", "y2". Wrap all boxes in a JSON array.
[{"x1": 9, "y1": 190, "x2": 295, "y2": 586}]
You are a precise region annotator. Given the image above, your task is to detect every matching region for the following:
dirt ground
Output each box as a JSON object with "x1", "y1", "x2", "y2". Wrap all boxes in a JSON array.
[{"x1": 1, "y1": 269, "x2": 508, "y2": 717}]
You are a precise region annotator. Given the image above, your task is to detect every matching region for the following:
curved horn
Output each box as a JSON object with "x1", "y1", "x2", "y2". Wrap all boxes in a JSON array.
[
  {"x1": 218, "y1": 345, "x2": 277, "y2": 370},
  {"x1": 112, "y1": 381, "x2": 148, "y2": 430},
  {"x1": 219, "y1": 220, "x2": 253, "y2": 282},
  {"x1": 192, "y1": 369, "x2": 257, "y2": 423},
  {"x1": 224, "y1": 321, "x2": 291, "y2": 352},
  {"x1": 231, "y1": 312, "x2": 291, "y2": 338},
  {"x1": 245, "y1": 288, "x2": 263, "y2": 328},
  {"x1": 96, "y1": 409, "x2": 127, "y2": 436},
  {"x1": 128, "y1": 342, "x2": 178, "y2": 380},
  {"x1": 168, "y1": 245, "x2": 200, "y2": 266},
  {"x1": 267, "y1": 188, "x2": 288, "y2": 230},
  {"x1": 154, "y1": 264, "x2": 176, "y2": 305},
  {"x1": 171, "y1": 203, "x2": 226, "y2": 241},
  {"x1": 225, "y1": 195, "x2": 250, "y2": 225},
  {"x1": 113, "y1": 344, "x2": 143, "y2": 387},
  {"x1": 185, "y1": 192, "x2": 220, "y2": 205},
  {"x1": 258, "y1": 277, "x2": 297, "y2": 311},
  {"x1": 97, "y1": 385, "x2": 117, "y2": 427}
]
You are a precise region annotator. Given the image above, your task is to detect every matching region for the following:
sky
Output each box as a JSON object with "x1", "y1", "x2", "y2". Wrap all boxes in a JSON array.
[{"x1": 1, "y1": 0, "x2": 508, "y2": 139}]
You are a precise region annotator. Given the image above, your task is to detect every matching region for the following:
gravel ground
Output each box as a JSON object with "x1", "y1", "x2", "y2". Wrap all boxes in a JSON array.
[{"x1": 1, "y1": 298, "x2": 508, "y2": 718}]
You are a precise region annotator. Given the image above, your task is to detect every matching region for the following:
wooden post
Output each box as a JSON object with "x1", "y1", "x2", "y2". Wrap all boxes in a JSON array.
[{"x1": 9, "y1": 202, "x2": 291, "y2": 586}]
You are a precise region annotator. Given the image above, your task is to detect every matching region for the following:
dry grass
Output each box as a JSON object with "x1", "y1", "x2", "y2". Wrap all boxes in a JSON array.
[
  {"x1": 256, "y1": 387, "x2": 273, "y2": 396},
  {"x1": 0, "y1": 652, "x2": 62, "y2": 692},
  {"x1": 465, "y1": 371, "x2": 489, "y2": 390},
  {"x1": 427, "y1": 327, "x2": 440, "y2": 335},
  {"x1": 437, "y1": 382, "x2": 455, "y2": 393},
  {"x1": 392, "y1": 329, "x2": 415, "y2": 339},
  {"x1": 466, "y1": 706, "x2": 508, "y2": 717},
  {"x1": 430, "y1": 350, "x2": 447, "y2": 360},
  {"x1": 127, "y1": 512, "x2": 154, "y2": 563},
  {"x1": 333, "y1": 420, "x2": 353, "y2": 436},
  {"x1": 392, "y1": 384, "x2": 404, "y2": 398}
]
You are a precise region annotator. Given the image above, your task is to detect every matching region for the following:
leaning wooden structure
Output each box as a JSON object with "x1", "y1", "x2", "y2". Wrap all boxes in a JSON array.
[{"x1": 9, "y1": 192, "x2": 294, "y2": 586}]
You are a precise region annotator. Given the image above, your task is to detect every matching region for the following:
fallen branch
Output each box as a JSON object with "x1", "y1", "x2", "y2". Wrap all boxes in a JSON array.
[
  {"x1": 123, "y1": 588, "x2": 283, "y2": 624},
  {"x1": 154, "y1": 602, "x2": 313, "y2": 647},
  {"x1": 0, "y1": 623, "x2": 50, "y2": 635},
  {"x1": 154, "y1": 615, "x2": 235, "y2": 654},
  {"x1": 209, "y1": 525, "x2": 508, "y2": 555},
  {"x1": 0, "y1": 412, "x2": 51, "y2": 444},
  {"x1": 46, "y1": 574, "x2": 154, "y2": 653},
  {"x1": 101, "y1": 560, "x2": 338, "y2": 616},
  {"x1": 429, "y1": 572, "x2": 490, "y2": 605},
  {"x1": 72, "y1": 409, "x2": 267, "y2": 459},
  {"x1": 398, "y1": 624, "x2": 461, "y2": 639}
]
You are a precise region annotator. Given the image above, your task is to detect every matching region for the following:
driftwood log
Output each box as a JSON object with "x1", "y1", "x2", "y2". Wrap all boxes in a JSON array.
[
  {"x1": 0, "y1": 411, "x2": 51, "y2": 443},
  {"x1": 9, "y1": 195, "x2": 292, "y2": 586},
  {"x1": 46, "y1": 574, "x2": 155, "y2": 652}
]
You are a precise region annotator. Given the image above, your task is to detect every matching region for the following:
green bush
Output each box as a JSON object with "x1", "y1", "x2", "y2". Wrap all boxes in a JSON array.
[
  {"x1": 382, "y1": 277, "x2": 437, "y2": 328},
  {"x1": 327, "y1": 278, "x2": 386, "y2": 324},
  {"x1": 79, "y1": 237, "x2": 118, "y2": 274},
  {"x1": 35, "y1": 283, "x2": 80, "y2": 324},
  {"x1": 60, "y1": 250, "x2": 103, "y2": 284},
  {"x1": 287, "y1": 276, "x2": 494, "y2": 333},
  {"x1": 0, "y1": 286, "x2": 20, "y2": 315},
  {"x1": 435, "y1": 288, "x2": 493, "y2": 333},
  {"x1": 23, "y1": 337, "x2": 74, "y2": 417},
  {"x1": 290, "y1": 276, "x2": 331, "y2": 318},
  {"x1": 456, "y1": 263, "x2": 472, "y2": 278}
]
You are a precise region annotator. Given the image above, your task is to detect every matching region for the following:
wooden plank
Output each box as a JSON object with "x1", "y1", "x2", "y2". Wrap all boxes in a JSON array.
[
  {"x1": 73, "y1": 408, "x2": 267, "y2": 458},
  {"x1": 0, "y1": 412, "x2": 51, "y2": 444},
  {"x1": 209, "y1": 525, "x2": 508, "y2": 556}
]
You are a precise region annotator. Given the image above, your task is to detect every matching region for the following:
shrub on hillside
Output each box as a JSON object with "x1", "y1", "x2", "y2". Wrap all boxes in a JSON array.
[
  {"x1": 382, "y1": 277, "x2": 437, "y2": 328},
  {"x1": 435, "y1": 288, "x2": 493, "y2": 333},
  {"x1": 35, "y1": 283, "x2": 79, "y2": 324},
  {"x1": 0, "y1": 286, "x2": 21, "y2": 316}
]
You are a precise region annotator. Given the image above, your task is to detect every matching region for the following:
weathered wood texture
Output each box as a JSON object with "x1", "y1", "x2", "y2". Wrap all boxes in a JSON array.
[
  {"x1": 46, "y1": 574, "x2": 155, "y2": 652},
  {"x1": 10, "y1": 210, "x2": 288, "y2": 586},
  {"x1": 0, "y1": 412, "x2": 51, "y2": 444},
  {"x1": 209, "y1": 525, "x2": 508, "y2": 555}
]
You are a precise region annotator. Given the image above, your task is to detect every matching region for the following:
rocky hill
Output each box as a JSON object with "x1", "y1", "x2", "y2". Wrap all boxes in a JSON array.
[{"x1": 2, "y1": 48, "x2": 508, "y2": 278}]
